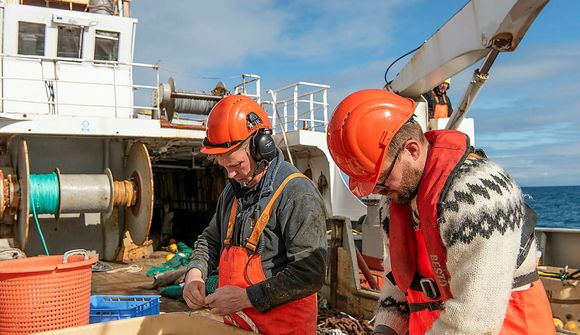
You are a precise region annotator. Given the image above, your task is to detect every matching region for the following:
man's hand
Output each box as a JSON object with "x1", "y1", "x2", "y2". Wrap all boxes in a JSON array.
[
  {"x1": 205, "y1": 285, "x2": 253, "y2": 316},
  {"x1": 183, "y1": 268, "x2": 206, "y2": 310}
]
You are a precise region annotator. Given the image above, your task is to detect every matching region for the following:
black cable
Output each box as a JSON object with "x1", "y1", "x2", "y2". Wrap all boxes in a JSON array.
[{"x1": 384, "y1": 42, "x2": 425, "y2": 86}]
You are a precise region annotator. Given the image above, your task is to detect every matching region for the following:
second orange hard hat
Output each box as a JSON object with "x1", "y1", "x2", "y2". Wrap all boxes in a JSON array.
[{"x1": 326, "y1": 89, "x2": 415, "y2": 196}]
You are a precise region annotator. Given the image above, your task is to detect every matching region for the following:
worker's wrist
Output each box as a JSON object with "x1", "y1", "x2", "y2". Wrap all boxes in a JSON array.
[{"x1": 185, "y1": 267, "x2": 204, "y2": 283}]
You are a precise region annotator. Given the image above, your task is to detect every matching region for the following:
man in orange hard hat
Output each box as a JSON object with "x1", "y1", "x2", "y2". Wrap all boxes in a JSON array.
[
  {"x1": 183, "y1": 95, "x2": 327, "y2": 334},
  {"x1": 424, "y1": 78, "x2": 453, "y2": 119},
  {"x1": 326, "y1": 89, "x2": 554, "y2": 335}
]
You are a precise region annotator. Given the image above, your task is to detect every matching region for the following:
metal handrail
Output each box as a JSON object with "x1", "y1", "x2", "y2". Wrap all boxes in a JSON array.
[
  {"x1": 266, "y1": 82, "x2": 329, "y2": 134},
  {"x1": 0, "y1": 53, "x2": 160, "y2": 118},
  {"x1": 0, "y1": 53, "x2": 158, "y2": 69}
]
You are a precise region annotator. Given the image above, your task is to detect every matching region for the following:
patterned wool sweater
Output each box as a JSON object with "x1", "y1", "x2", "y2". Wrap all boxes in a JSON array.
[{"x1": 375, "y1": 156, "x2": 538, "y2": 335}]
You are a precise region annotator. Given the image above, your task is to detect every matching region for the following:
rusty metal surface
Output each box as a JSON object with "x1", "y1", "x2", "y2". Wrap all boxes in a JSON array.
[
  {"x1": 317, "y1": 309, "x2": 373, "y2": 335},
  {"x1": 124, "y1": 142, "x2": 153, "y2": 245},
  {"x1": 16, "y1": 139, "x2": 29, "y2": 249}
]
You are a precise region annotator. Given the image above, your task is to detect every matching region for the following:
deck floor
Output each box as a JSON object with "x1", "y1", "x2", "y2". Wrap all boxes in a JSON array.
[{"x1": 91, "y1": 251, "x2": 219, "y2": 321}]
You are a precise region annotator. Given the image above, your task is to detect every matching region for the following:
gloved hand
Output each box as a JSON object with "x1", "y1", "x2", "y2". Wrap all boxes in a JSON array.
[{"x1": 373, "y1": 324, "x2": 399, "y2": 335}]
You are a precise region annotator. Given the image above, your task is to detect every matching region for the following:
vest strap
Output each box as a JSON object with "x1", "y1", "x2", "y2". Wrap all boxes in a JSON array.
[
  {"x1": 432, "y1": 90, "x2": 447, "y2": 105},
  {"x1": 224, "y1": 200, "x2": 239, "y2": 246},
  {"x1": 408, "y1": 300, "x2": 445, "y2": 313},
  {"x1": 245, "y1": 173, "x2": 307, "y2": 252}
]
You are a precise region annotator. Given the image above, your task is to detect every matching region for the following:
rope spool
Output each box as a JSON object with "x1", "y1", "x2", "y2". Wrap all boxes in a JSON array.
[
  {"x1": 174, "y1": 96, "x2": 218, "y2": 115},
  {"x1": 28, "y1": 173, "x2": 60, "y2": 215},
  {"x1": 113, "y1": 180, "x2": 137, "y2": 207}
]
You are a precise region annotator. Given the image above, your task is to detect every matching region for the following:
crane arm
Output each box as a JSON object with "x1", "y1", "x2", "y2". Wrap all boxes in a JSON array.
[{"x1": 389, "y1": 0, "x2": 549, "y2": 98}]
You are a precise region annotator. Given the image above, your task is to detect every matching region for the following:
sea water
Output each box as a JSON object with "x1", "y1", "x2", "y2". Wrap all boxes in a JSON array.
[{"x1": 522, "y1": 185, "x2": 580, "y2": 229}]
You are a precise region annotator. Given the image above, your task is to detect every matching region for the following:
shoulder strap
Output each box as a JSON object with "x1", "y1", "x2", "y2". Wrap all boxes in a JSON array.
[
  {"x1": 224, "y1": 199, "x2": 238, "y2": 246},
  {"x1": 432, "y1": 90, "x2": 440, "y2": 104},
  {"x1": 418, "y1": 131, "x2": 470, "y2": 300},
  {"x1": 245, "y1": 173, "x2": 307, "y2": 252}
]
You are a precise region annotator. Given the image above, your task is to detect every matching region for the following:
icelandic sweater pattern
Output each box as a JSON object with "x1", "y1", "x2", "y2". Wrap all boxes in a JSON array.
[{"x1": 374, "y1": 156, "x2": 537, "y2": 335}]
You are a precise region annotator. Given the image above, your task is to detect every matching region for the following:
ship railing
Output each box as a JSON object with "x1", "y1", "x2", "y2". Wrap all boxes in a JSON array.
[
  {"x1": 264, "y1": 82, "x2": 330, "y2": 135},
  {"x1": 233, "y1": 74, "x2": 261, "y2": 103},
  {"x1": 0, "y1": 53, "x2": 160, "y2": 118}
]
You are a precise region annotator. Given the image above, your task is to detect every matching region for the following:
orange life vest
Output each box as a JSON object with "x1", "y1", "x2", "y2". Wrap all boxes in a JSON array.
[
  {"x1": 432, "y1": 90, "x2": 449, "y2": 118},
  {"x1": 218, "y1": 173, "x2": 317, "y2": 335},
  {"x1": 389, "y1": 130, "x2": 554, "y2": 334}
]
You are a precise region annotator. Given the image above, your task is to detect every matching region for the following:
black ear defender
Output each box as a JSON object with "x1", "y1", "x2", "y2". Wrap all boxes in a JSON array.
[{"x1": 250, "y1": 128, "x2": 276, "y2": 162}]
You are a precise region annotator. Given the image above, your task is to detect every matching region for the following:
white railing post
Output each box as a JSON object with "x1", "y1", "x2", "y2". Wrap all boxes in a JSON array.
[
  {"x1": 256, "y1": 76, "x2": 261, "y2": 104},
  {"x1": 323, "y1": 89, "x2": 328, "y2": 130},
  {"x1": 283, "y1": 102, "x2": 288, "y2": 132},
  {"x1": 155, "y1": 64, "x2": 160, "y2": 119},
  {"x1": 270, "y1": 91, "x2": 277, "y2": 132},
  {"x1": 293, "y1": 85, "x2": 298, "y2": 130},
  {"x1": 309, "y1": 92, "x2": 314, "y2": 130}
]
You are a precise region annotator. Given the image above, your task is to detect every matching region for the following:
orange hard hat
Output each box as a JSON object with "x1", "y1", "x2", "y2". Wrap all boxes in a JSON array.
[
  {"x1": 326, "y1": 89, "x2": 415, "y2": 197},
  {"x1": 201, "y1": 95, "x2": 272, "y2": 155}
]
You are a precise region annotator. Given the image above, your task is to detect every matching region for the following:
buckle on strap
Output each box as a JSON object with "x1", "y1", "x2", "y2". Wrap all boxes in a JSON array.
[
  {"x1": 419, "y1": 278, "x2": 441, "y2": 300},
  {"x1": 409, "y1": 300, "x2": 445, "y2": 313}
]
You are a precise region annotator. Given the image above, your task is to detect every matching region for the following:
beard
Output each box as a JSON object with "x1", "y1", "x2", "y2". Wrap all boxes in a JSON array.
[{"x1": 390, "y1": 162, "x2": 422, "y2": 204}]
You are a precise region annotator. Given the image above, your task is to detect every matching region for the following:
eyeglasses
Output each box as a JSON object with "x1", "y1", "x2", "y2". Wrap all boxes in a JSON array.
[{"x1": 374, "y1": 140, "x2": 409, "y2": 190}]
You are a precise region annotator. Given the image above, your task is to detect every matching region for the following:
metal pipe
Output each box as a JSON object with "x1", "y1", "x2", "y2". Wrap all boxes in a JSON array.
[
  {"x1": 355, "y1": 247, "x2": 380, "y2": 290},
  {"x1": 329, "y1": 218, "x2": 344, "y2": 308},
  {"x1": 59, "y1": 175, "x2": 112, "y2": 213},
  {"x1": 446, "y1": 49, "x2": 499, "y2": 130},
  {"x1": 272, "y1": 105, "x2": 294, "y2": 164}
]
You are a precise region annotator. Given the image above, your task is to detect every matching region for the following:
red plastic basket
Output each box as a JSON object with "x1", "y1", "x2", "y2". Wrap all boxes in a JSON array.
[{"x1": 0, "y1": 249, "x2": 97, "y2": 335}]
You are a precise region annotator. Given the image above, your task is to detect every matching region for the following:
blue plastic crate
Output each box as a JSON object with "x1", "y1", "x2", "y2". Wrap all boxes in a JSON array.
[{"x1": 89, "y1": 295, "x2": 160, "y2": 324}]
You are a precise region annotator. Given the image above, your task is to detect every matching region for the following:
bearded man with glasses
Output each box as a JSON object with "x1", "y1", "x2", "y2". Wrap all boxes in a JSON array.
[{"x1": 326, "y1": 89, "x2": 553, "y2": 335}]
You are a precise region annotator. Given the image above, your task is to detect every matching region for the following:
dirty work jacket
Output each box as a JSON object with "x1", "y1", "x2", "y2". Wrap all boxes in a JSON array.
[{"x1": 187, "y1": 149, "x2": 328, "y2": 312}]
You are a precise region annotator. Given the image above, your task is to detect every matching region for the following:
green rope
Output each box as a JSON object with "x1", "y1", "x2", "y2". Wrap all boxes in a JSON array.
[
  {"x1": 30, "y1": 196, "x2": 49, "y2": 255},
  {"x1": 205, "y1": 274, "x2": 219, "y2": 295},
  {"x1": 29, "y1": 173, "x2": 60, "y2": 214}
]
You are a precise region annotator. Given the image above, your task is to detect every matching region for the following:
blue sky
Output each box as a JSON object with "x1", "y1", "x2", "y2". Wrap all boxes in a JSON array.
[{"x1": 132, "y1": 1, "x2": 579, "y2": 187}]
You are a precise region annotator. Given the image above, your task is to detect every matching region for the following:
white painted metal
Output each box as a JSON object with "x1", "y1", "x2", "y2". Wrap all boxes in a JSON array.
[
  {"x1": 536, "y1": 228, "x2": 580, "y2": 269},
  {"x1": 362, "y1": 195, "x2": 386, "y2": 261},
  {"x1": 429, "y1": 117, "x2": 475, "y2": 147},
  {"x1": 0, "y1": 115, "x2": 206, "y2": 138},
  {"x1": 390, "y1": 0, "x2": 549, "y2": 98},
  {"x1": 1, "y1": 5, "x2": 144, "y2": 118},
  {"x1": 275, "y1": 130, "x2": 366, "y2": 221}
]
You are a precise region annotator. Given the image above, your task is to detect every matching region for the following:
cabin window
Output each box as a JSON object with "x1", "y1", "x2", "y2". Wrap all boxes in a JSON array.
[
  {"x1": 94, "y1": 30, "x2": 119, "y2": 61},
  {"x1": 57, "y1": 25, "x2": 83, "y2": 58},
  {"x1": 18, "y1": 22, "x2": 45, "y2": 56}
]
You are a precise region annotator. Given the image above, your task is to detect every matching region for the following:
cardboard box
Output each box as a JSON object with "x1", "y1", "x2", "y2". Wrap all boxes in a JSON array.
[
  {"x1": 539, "y1": 266, "x2": 580, "y2": 322},
  {"x1": 37, "y1": 312, "x2": 254, "y2": 335}
]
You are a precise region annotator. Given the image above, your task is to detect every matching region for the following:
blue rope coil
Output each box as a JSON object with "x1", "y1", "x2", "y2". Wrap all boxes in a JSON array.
[{"x1": 29, "y1": 173, "x2": 60, "y2": 215}]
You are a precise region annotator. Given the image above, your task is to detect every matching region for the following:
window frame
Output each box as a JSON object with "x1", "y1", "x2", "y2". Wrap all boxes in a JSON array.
[
  {"x1": 56, "y1": 24, "x2": 84, "y2": 59},
  {"x1": 94, "y1": 30, "x2": 120, "y2": 62},
  {"x1": 17, "y1": 21, "x2": 46, "y2": 56}
]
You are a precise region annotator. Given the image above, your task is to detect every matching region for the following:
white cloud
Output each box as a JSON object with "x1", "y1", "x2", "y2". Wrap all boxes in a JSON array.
[{"x1": 133, "y1": 1, "x2": 288, "y2": 71}]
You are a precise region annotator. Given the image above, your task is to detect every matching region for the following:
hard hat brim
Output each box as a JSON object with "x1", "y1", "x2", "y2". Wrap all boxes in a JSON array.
[
  {"x1": 347, "y1": 146, "x2": 388, "y2": 197},
  {"x1": 200, "y1": 141, "x2": 243, "y2": 155}
]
